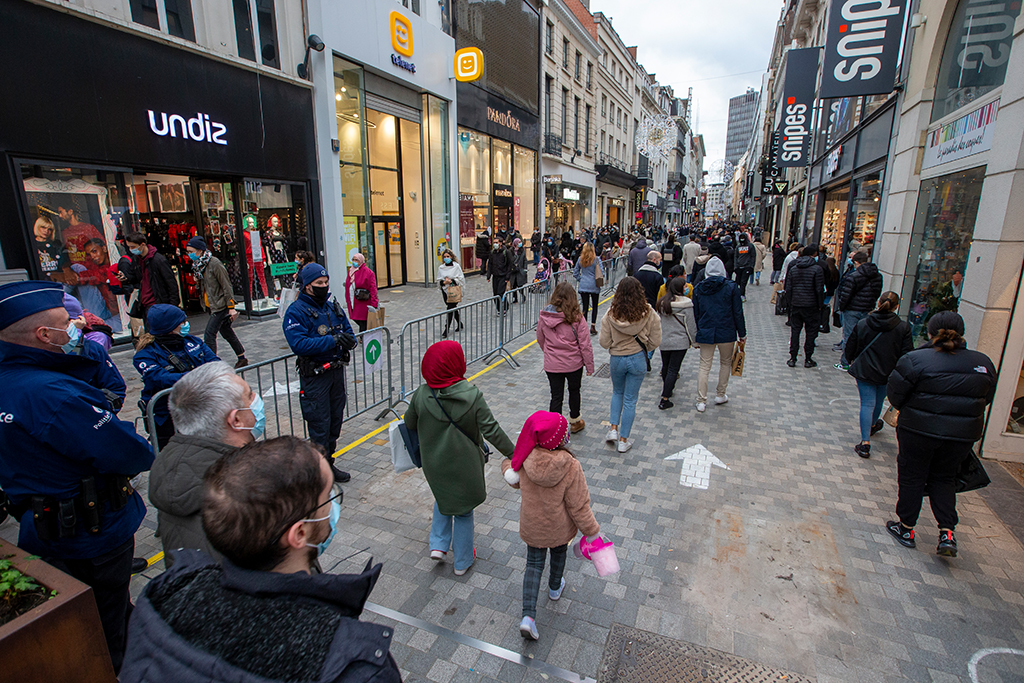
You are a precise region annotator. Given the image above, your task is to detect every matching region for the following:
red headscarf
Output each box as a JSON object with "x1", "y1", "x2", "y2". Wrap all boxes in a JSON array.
[
  {"x1": 512, "y1": 411, "x2": 569, "y2": 471},
  {"x1": 421, "y1": 341, "x2": 467, "y2": 389}
]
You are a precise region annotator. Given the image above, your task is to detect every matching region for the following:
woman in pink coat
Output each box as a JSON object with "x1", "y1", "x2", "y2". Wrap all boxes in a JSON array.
[
  {"x1": 344, "y1": 249, "x2": 379, "y2": 331},
  {"x1": 536, "y1": 282, "x2": 595, "y2": 434}
]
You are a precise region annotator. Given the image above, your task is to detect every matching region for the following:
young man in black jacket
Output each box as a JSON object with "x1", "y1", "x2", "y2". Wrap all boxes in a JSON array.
[
  {"x1": 124, "y1": 232, "x2": 180, "y2": 325},
  {"x1": 487, "y1": 236, "x2": 512, "y2": 311},
  {"x1": 785, "y1": 245, "x2": 825, "y2": 368},
  {"x1": 836, "y1": 251, "x2": 884, "y2": 369}
]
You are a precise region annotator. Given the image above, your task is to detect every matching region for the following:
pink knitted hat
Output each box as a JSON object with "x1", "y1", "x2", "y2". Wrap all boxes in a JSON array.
[{"x1": 512, "y1": 411, "x2": 569, "y2": 471}]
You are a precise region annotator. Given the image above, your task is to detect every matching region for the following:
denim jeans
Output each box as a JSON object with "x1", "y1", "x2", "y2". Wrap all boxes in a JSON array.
[
  {"x1": 856, "y1": 381, "x2": 888, "y2": 441},
  {"x1": 770, "y1": 269, "x2": 782, "y2": 284},
  {"x1": 609, "y1": 351, "x2": 647, "y2": 438},
  {"x1": 429, "y1": 501, "x2": 475, "y2": 571},
  {"x1": 841, "y1": 310, "x2": 870, "y2": 364}
]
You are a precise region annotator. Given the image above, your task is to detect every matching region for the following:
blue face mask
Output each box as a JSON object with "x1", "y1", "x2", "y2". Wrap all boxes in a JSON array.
[
  {"x1": 304, "y1": 497, "x2": 341, "y2": 556},
  {"x1": 443, "y1": 258, "x2": 452, "y2": 265},
  {"x1": 45, "y1": 322, "x2": 81, "y2": 354},
  {"x1": 129, "y1": 247, "x2": 142, "y2": 256},
  {"x1": 188, "y1": 252, "x2": 200, "y2": 262},
  {"x1": 234, "y1": 393, "x2": 266, "y2": 440},
  {"x1": 179, "y1": 322, "x2": 191, "y2": 336},
  {"x1": 351, "y1": 260, "x2": 360, "y2": 268}
]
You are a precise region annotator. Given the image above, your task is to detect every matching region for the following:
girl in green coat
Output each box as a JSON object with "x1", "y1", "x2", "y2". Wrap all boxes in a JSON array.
[{"x1": 404, "y1": 341, "x2": 515, "y2": 575}]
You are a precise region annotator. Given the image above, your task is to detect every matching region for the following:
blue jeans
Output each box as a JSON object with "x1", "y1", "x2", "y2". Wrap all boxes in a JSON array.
[
  {"x1": 429, "y1": 501, "x2": 475, "y2": 571},
  {"x1": 609, "y1": 351, "x2": 647, "y2": 438},
  {"x1": 841, "y1": 311, "x2": 870, "y2": 364},
  {"x1": 857, "y1": 381, "x2": 888, "y2": 441}
]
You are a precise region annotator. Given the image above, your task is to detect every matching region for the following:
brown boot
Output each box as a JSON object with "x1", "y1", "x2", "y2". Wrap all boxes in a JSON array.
[
  {"x1": 590, "y1": 324, "x2": 597, "y2": 335},
  {"x1": 570, "y1": 418, "x2": 585, "y2": 433}
]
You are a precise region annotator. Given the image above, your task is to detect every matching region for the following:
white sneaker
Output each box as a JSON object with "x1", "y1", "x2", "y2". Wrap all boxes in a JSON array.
[
  {"x1": 605, "y1": 428, "x2": 618, "y2": 443},
  {"x1": 430, "y1": 550, "x2": 445, "y2": 562},
  {"x1": 519, "y1": 616, "x2": 539, "y2": 640},
  {"x1": 696, "y1": 402, "x2": 707, "y2": 413},
  {"x1": 549, "y1": 578, "x2": 566, "y2": 601},
  {"x1": 617, "y1": 439, "x2": 633, "y2": 453},
  {"x1": 714, "y1": 395, "x2": 729, "y2": 405}
]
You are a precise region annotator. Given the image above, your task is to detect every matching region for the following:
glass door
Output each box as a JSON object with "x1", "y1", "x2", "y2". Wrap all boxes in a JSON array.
[
  {"x1": 371, "y1": 219, "x2": 403, "y2": 287},
  {"x1": 195, "y1": 180, "x2": 244, "y2": 312}
]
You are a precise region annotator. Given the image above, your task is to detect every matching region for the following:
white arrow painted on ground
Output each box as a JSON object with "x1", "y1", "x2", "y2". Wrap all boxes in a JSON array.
[{"x1": 664, "y1": 444, "x2": 730, "y2": 490}]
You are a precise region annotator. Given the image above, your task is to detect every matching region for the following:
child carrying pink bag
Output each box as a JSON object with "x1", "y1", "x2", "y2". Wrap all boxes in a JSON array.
[{"x1": 502, "y1": 411, "x2": 600, "y2": 641}]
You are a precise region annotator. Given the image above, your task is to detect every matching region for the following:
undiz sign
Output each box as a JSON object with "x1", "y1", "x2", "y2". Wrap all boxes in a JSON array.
[{"x1": 148, "y1": 110, "x2": 227, "y2": 146}]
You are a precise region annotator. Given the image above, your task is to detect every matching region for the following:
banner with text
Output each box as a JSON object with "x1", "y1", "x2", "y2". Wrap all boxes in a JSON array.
[
  {"x1": 777, "y1": 48, "x2": 820, "y2": 168},
  {"x1": 922, "y1": 99, "x2": 999, "y2": 170},
  {"x1": 820, "y1": 0, "x2": 908, "y2": 99}
]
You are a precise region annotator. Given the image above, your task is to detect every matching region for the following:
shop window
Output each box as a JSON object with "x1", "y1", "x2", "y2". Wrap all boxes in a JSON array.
[
  {"x1": 129, "y1": 0, "x2": 161, "y2": 31},
  {"x1": 367, "y1": 111, "x2": 399, "y2": 171},
  {"x1": 492, "y1": 140, "x2": 512, "y2": 186},
  {"x1": 820, "y1": 186, "x2": 849, "y2": 262},
  {"x1": 238, "y1": 182, "x2": 307, "y2": 313},
  {"x1": 255, "y1": 0, "x2": 280, "y2": 68},
  {"x1": 334, "y1": 56, "x2": 370, "y2": 269},
  {"x1": 1008, "y1": 359, "x2": 1024, "y2": 434},
  {"x1": 18, "y1": 164, "x2": 135, "y2": 341},
  {"x1": 425, "y1": 95, "x2": 451, "y2": 281},
  {"x1": 232, "y1": 0, "x2": 257, "y2": 62},
  {"x1": 514, "y1": 146, "x2": 536, "y2": 242},
  {"x1": 849, "y1": 173, "x2": 881, "y2": 258},
  {"x1": 932, "y1": 0, "x2": 1021, "y2": 122},
  {"x1": 164, "y1": 0, "x2": 196, "y2": 41},
  {"x1": 903, "y1": 166, "x2": 985, "y2": 340}
]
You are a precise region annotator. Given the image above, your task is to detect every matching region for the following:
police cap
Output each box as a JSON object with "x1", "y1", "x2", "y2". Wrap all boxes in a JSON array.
[{"x1": 0, "y1": 281, "x2": 65, "y2": 331}]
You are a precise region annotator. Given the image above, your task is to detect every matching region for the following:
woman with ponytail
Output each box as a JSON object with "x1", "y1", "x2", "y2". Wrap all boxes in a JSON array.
[
  {"x1": 885, "y1": 311, "x2": 997, "y2": 558},
  {"x1": 844, "y1": 292, "x2": 914, "y2": 458}
]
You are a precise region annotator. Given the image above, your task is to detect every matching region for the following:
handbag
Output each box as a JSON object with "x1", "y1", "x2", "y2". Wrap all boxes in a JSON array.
[
  {"x1": 925, "y1": 450, "x2": 990, "y2": 495},
  {"x1": 389, "y1": 420, "x2": 421, "y2": 473},
  {"x1": 846, "y1": 332, "x2": 883, "y2": 377},
  {"x1": 882, "y1": 404, "x2": 899, "y2": 428},
  {"x1": 446, "y1": 283, "x2": 463, "y2": 304},
  {"x1": 594, "y1": 262, "x2": 604, "y2": 289},
  {"x1": 632, "y1": 334, "x2": 652, "y2": 372},
  {"x1": 429, "y1": 387, "x2": 490, "y2": 462},
  {"x1": 833, "y1": 310, "x2": 842, "y2": 329},
  {"x1": 354, "y1": 287, "x2": 371, "y2": 301}
]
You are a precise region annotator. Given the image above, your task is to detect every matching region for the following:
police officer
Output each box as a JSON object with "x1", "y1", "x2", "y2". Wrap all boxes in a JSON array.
[
  {"x1": 0, "y1": 281, "x2": 154, "y2": 673},
  {"x1": 283, "y1": 263, "x2": 358, "y2": 482},
  {"x1": 133, "y1": 304, "x2": 220, "y2": 449}
]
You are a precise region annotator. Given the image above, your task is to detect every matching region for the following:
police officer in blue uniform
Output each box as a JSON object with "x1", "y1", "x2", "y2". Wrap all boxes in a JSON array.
[
  {"x1": 283, "y1": 263, "x2": 357, "y2": 482},
  {"x1": 133, "y1": 304, "x2": 219, "y2": 449},
  {"x1": 0, "y1": 281, "x2": 154, "y2": 673}
]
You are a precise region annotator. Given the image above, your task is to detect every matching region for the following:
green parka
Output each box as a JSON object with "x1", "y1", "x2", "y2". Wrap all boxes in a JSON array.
[{"x1": 404, "y1": 380, "x2": 514, "y2": 516}]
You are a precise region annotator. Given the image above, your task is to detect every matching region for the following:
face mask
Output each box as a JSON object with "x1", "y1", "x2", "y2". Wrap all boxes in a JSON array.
[
  {"x1": 303, "y1": 497, "x2": 340, "y2": 556},
  {"x1": 310, "y1": 285, "x2": 330, "y2": 305},
  {"x1": 188, "y1": 252, "x2": 200, "y2": 262},
  {"x1": 443, "y1": 258, "x2": 452, "y2": 265},
  {"x1": 129, "y1": 247, "x2": 142, "y2": 256},
  {"x1": 44, "y1": 322, "x2": 80, "y2": 354},
  {"x1": 179, "y1": 322, "x2": 191, "y2": 336},
  {"x1": 351, "y1": 260, "x2": 360, "y2": 269},
  {"x1": 233, "y1": 393, "x2": 266, "y2": 440}
]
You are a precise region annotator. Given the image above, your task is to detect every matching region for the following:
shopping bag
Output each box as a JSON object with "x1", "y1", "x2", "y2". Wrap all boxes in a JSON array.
[
  {"x1": 731, "y1": 341, "x2": 745, "y2": 377},
  {"x1": 770, "y1": 282, "x2": 783, "y2": 304},
  {"x1": 882, "y1": 404, "x2": 899, "y2": 428},
  {"x1": 926, "y1": 450, "x2": 990, "y2": 496},
  {"x1": 366, "y1": 306, "x2": 386, "y2": 329},
  {"x1": 389, "y1": 420, "x2": 421, "y2": 473},
  {"x1": 278, "y1": 286, "x2": 298, "y2": 318},
  {"x1": 446, "y1": 284, "x2": 463, "y2": 304},
  {"x1": 774, "y1": 289, "x2": 790, "y2": 316}
]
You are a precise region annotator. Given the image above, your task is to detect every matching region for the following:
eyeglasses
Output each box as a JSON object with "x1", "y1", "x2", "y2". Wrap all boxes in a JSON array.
[{"x1": 301, "y1": 485, "x2": 344, "y2": 520}]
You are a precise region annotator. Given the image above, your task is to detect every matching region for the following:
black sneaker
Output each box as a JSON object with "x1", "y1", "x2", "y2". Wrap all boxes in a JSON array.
[
  {"x1": 131, "y1": 557, "x2": 149, "y2": 574},
  {"x1": 937, "y1": 530, "x2": 957, "y2": 557},
  {"x1": 786, "y1": 358, "x2": 797, "y2": 367},
  {"x1": 659, "y1": 398, "x2": 673, "y2": 410},
  {"x1": 854, "y1": 443, "x2": 870, "y2": 458},
  {"x1": 330, "y1": 462, "x2": 351, "y2": 483},
  {"x1": 886, "y1": 520, "x2": 916, "y2": 548},
  {"x1": 870, "y1": 419, "x2": 884, "y2": 436},
  {"x1": 804, "y1": 359, "x2": 817, "y2": 368}
]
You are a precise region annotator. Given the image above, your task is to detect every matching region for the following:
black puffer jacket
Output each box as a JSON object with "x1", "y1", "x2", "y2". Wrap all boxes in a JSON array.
[
  {"x1": 887, "y1": 344, "x2": 997, "y2": 442},
  {"x1": 837, "y1": 263, "x2": 883, "y2": 312},
  {"x1": 121, "y1": 550, "x2": 401, "y2": 683},
  {"x1": 772, "y1": 246, "x2": 786, "y2": 271},
  {"x1": 785, "y1": 256, "x2": 824, "y2": 309},
  {"x1": 846, "y1": 311, "x2": 914, "y2": 385},
  {"x1": 733, "y1": 241, "x2": 756, "y2": 270}
]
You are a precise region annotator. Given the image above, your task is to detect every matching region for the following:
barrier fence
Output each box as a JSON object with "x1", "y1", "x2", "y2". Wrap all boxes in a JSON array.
[{"x1": 145, "y1": 255, "x2": 629, "y2": 454}]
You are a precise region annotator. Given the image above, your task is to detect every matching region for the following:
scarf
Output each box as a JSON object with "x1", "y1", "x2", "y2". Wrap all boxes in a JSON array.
[
  {"x1": 512, "y1": 411, "x2": 569, "y2": 471},
  {"x1": 191, "y1": 250, "x2": 212, "y2": 282},
  {"x1": 421, "y1": 340, "x2": 466, "y2": 389}
]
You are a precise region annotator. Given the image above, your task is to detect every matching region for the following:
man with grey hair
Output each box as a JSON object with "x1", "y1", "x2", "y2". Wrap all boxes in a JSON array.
[{"x1": 148, "y1": 361, "x2": 264, "y2": 567}]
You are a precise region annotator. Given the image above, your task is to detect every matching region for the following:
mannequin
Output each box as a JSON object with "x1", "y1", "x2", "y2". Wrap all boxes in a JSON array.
[
  {"x1": 267, "y1": 214, "x2": 287, "y2": 261},
  {"x1": 243, "y1": 214, "x2": 268, "y2": 299}
]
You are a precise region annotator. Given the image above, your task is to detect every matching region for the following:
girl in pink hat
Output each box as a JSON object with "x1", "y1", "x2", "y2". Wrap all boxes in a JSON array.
[{"x1": 501, "y1": 411, "x2": 601, "y2": 641}]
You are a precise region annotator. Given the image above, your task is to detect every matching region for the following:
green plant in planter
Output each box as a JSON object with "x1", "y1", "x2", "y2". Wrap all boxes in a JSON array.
[{"x1": 0, "y1": 555, "x2": 55, "y2": 626}]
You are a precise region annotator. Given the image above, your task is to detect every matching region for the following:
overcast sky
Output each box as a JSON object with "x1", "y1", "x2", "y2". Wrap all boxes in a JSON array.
[{"x1": 588, "y1": 0, "x2": 784, "y2": 168}]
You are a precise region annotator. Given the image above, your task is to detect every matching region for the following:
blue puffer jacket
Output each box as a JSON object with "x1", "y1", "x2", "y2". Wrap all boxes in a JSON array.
[
  {"x1": 692, "y1": 276, "x2": 747, "y2": 345},
  {"x1": 283, "y1": 293, "x2": 355, "y2": 364},
  {"x1": 120, "y1": 550, "x2": 402, "y2": 683},
  {"x1": 134, "y1": 336, "x2": 219, "y2": 424}
]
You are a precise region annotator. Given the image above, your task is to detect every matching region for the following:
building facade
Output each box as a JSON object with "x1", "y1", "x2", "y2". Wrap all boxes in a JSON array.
[
  {"x1": 725, "y1": 88, "x2": 760, "y2": 166},
  {"x1": 0, "y1": 0, "x2": 319, "y2": 335}
]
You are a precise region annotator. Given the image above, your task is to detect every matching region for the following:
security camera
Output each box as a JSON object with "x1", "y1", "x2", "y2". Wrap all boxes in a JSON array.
[{"x1": 308, "y1": 34, "x2": 326, "y2": 52}]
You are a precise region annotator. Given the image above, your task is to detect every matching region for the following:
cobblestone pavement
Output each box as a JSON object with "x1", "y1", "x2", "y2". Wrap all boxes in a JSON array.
[{"x1": 5, "y1": 275, "x2": 1024, "y2": 683}]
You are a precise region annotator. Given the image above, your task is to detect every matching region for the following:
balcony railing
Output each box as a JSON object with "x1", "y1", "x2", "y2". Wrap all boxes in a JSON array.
[
  {"x1": 544, "y1": 133, "x2": 563, "y2": 156},
  {"x1": 668, "y1": 171, "x2": 686, "y2": 185},
  {"x1": 597, "y1": 152, "x2": 628, "y2": 172}
]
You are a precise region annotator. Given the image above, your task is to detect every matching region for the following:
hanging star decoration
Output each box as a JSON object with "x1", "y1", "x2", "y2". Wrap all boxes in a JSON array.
[{"x1": 635, "y1": 115, "x2": 676, "y2": 158}]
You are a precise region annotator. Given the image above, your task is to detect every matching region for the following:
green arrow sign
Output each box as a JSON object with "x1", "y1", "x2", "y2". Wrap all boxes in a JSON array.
[{"x1": 365, "y1": 339, "x2": 382, "y2": 365}]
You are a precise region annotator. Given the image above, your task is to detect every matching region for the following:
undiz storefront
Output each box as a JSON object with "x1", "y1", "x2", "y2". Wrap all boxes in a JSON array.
[{"x1": 0, "y1": 0, "x2": 319, "y2": 337}]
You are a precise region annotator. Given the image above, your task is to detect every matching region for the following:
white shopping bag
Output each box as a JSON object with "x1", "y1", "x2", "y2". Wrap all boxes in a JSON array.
[{"x1": 390, "y1": 421, "x2": 416, "y2": 473}]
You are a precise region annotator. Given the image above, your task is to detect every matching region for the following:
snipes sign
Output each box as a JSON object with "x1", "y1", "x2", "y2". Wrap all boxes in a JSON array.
[
  {"x1": 777, "y1": 48, "x2": 819, "y2": 168},
  {"x1": 820, "y1": 0, "x2": 908, "y2": 98}
]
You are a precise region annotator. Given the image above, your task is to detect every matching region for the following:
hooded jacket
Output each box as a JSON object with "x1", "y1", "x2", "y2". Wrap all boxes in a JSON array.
[
  {"x1": 148, "y1": 434, "x2": 239, "y2": 567},
  {"x1": 754, "y1": 242, "x2": 767, "y2": 272},
  {"x1": 733, "y1": 240, "x2": 756, "y2": 270},
  {"x1": 772, "y1": 245, "x2": 786, "y2": 271},
  {"x1": 837, "y1": 263, "x2": 883, "y2": 312},
  {"x1": 682, "y1": 240, "x2": 702, "y2": 274},
  {"x1": 120, "y1": 550, "x2": 400, "y2": 683},
  {"x1": 138, "y1": 244, "x2": 180, "y2": 308},
  {"x1": 635, "y1": 262, "x2": 665, "y2": 306},
  {"x1": 691, "y1": 253, "x2": 712, "y2": 285},
  {"x1": 785, "y1": 256, "x2": 825, "y2": 309},
  {"x1": 500, "y1": 449, "x2": 599, "y2": 548},
  {"x1": 693, "y1": 260, "x2": 746, "y2": 345},
  {"x1": 887, "y1": 344, "x2": 997, "y2": 442},
  {"x1": 628, "y1": 240, "x2": 651, "y2": 274},
  {"x1": 845, "y1": 311, "x2": 914, "y2": 386},
  {"x1": 537, "y1": 306, "x2": 595, "y2": 375},
  {"x1": 658, "y1": 296, "x2": 698, "y2": 352},
  {"x1": 404, "y1": 380, "x2": 515, "y2": 516},
  {"x1": 197, "y1": 255, "x2": 235, "y2": 312},
  {"x1": 599, "y1": 305, "x2": 662, "y2": 356}
]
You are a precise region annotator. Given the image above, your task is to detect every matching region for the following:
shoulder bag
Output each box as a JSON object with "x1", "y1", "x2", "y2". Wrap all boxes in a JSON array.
[
  {"x1": 671, "y1": 312, "x2": 694, "y2": 347},
  {"x1": 632, "y1": 334, "x2": 652, "y2": 372},
  {"x1": 847, "y1": 331, "x2": 883, "y2": 377},
  {"x1": 354, "y1": 287, "x2": 371, "y2": 301},
  {"x1": 429, "y1": 387, "x2": 490, "y2": 462},
  {"x1": 594, "y1": 262, "x2": 604, "y2": 289}
]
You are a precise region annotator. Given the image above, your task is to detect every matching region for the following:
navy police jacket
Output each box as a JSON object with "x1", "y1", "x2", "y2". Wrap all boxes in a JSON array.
[
  {"x1": 283, "y1": 293, "x2": 354, "y2": 364},
  {"x1": 134, "y1": 336, "x2": 219, "y2": 423},
  {"x1": 0, "y1": 340, "x2": 154, "y2": 559},
  {"x1": 67, "y1": 337, "x2": 128, "y2": 412}
]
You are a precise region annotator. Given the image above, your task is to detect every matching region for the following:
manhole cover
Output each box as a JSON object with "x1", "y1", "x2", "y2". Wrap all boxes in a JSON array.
[
  {"x1": 598, "y1": 624, "x2": 814, "y2": 683},
  {"x1": 594, "y1": 363, "x2": 611, "y2": 379}
]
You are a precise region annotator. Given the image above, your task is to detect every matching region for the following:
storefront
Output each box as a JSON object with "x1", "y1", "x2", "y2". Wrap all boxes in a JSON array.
[
  {"x1": 0, "y1": 1, "x2": 319, "y2": 338},
  {"x1": 311, "y1": 1, "x2": 456, "y2": 288},
  {"x1": 545, "y1": 183, "x2": 592, "y2": 237},
  {"x1": 595, "y1": 157, "x2": 637, "y2": 231}
]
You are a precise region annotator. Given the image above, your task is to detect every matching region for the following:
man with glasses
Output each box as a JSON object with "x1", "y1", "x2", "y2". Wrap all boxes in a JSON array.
[{"x1": 121, "y1": 436, "x2": 400, "y2": 682}]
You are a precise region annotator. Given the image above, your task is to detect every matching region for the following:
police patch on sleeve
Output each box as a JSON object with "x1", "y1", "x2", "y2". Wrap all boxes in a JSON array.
[{"x1": 318, "y1": 324, "x2": 328, "y2": 336}]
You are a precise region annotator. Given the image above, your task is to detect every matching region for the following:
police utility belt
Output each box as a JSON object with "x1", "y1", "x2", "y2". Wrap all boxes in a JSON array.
[
  {"x1": 4, "y1": 475, "x2": 133, "y2": 541},
  {"x1": 296, "y1": 357, "x2": 347, "y2": 377}
]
